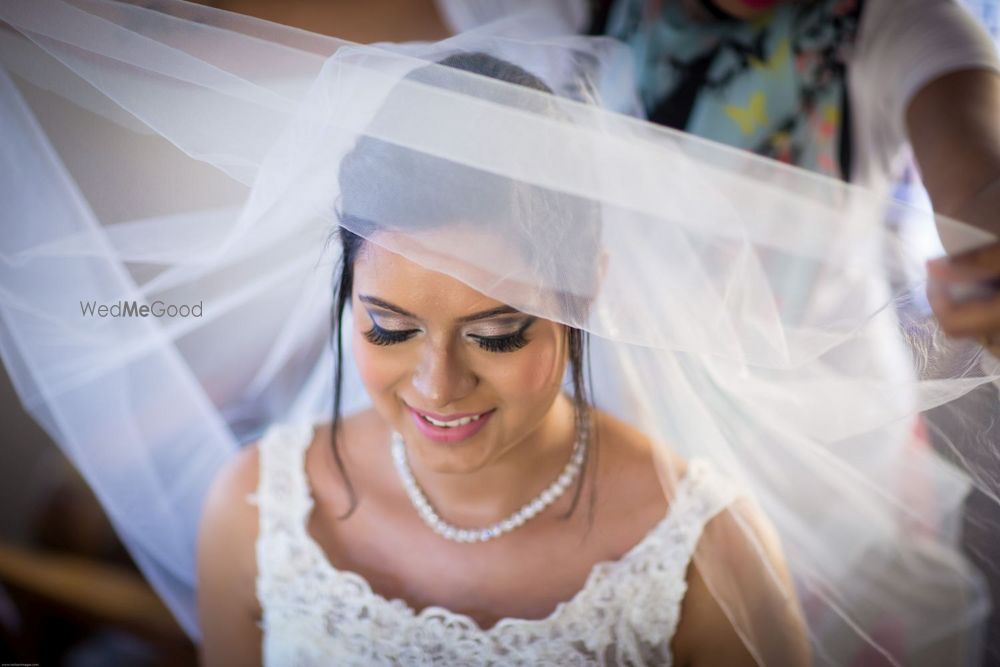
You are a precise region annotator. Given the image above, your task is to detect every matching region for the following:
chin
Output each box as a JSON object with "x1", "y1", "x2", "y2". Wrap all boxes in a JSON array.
[{"x1": 407, "y1": 434, "x2": 498, "y2": 474}]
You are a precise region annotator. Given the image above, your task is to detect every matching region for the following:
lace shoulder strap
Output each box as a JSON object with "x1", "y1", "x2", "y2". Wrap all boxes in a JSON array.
[
  {"x1": 601, "y1": 457, "x2": 741, "y2": 654},
  {"x1": 246, "y1": 422, "x2": 316, "y2": 601},
  {"x1": 248, "y1": 420, "x2": 314, "y2": 513},
  {"x1": 671, "y1": 458, "x2": 741, "y2": 535}
]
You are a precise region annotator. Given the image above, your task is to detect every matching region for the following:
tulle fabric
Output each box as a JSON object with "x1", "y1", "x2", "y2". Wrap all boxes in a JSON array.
[{"x1": 1, "y1": 1, "x2": 999, "y2": 664}]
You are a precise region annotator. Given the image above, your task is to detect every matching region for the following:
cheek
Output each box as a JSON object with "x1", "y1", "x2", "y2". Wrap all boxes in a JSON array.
[
  {"x1": 352, "y1": 327, "x2": 409, "y2": 398},
  {"x1": 487, "y1": 334, "x2": 564, "y2": 400}
]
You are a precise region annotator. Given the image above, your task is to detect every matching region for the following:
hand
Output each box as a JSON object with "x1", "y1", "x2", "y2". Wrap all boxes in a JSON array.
[{"x1": 926, "y1": 241, "x2": 1000, "y2": 359}]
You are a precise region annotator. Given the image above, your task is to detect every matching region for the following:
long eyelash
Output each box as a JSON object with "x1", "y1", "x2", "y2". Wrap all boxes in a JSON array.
[
  {"x1": 470, "y1": 319, "x2": 534, "y2": 353},
  {"x1": 363, "y1": 323, "x2": 418, "y2": 346}
]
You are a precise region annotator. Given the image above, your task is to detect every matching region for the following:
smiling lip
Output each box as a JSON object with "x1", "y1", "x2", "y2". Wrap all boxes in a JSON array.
[{"x1": 406, "y1": 405, "x2": 495, "y2": 444}]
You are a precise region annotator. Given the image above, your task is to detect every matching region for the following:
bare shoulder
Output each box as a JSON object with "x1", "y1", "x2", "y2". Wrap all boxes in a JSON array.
[
  {"x1": 588, "y1": 413, "x2": 809, "y2": 665},
  {"x1": 672, "y1": 497, "x2": 811, "y2": 667},
  {"x1": 197, "y1": 438, "x2": 262, "y2": 599},
  {"x1": 580, "y1": 409, "x2": 688, "y2": 563},
  {"x1": 589, "y1": 408, "x2": 688, "y2": 504},
  {"x1": 196, "y1": 437, "x2": 264, "y2": 666},
  {"x1": 303, "y1": 409, "x2": 393, "y2": 508},
  {"x1": 195, "y1": 417, "x2": 374, "y2": 666}
]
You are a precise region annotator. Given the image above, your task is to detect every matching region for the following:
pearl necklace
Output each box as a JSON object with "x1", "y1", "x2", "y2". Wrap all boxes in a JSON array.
[{"x1": 390, "y1": 430, "x2": 586, "y2": 543}]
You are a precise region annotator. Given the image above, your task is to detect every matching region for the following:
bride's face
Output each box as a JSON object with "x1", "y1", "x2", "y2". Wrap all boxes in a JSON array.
[{"x1": 350, "y1": 241, "x2": 570, "y2": 473}]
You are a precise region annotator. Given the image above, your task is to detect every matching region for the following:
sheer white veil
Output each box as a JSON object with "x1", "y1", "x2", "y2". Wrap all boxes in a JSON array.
[{"x1": 2, "y1": 1, "x2": 999, "y2": 664}]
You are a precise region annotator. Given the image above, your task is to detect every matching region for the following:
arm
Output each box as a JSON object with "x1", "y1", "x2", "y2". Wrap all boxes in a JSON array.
[
  {"x1": 672, "y1": 498, "x2": 811, "y2": 667},
  {"x1": 906, "y1": 68, "x2": 1000, "y2": 230},
  {"x1": 906, "y1": 68, "x2": 1000, "y2": 353},
  {"x1": 196, "y1": 442, "x2": 264, "y2": 667}
]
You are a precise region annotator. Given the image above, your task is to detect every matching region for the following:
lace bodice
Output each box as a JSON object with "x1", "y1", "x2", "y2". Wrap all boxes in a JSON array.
[{"x1": 249, "y1": 422, "x2": 739, "y2": 666}]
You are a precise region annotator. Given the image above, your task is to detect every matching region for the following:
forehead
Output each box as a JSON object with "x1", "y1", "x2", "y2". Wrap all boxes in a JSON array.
[{"x1": 352, "y1": 240, "x2": 511, "y2": 317}]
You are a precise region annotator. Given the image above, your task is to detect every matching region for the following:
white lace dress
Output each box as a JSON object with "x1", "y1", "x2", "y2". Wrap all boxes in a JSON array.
[{"x1": 249, "y1": 422, "x2": 739, "y2": 666}]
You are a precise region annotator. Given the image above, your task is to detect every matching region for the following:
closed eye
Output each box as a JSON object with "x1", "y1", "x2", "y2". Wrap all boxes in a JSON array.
[
  {"x1": 468, "y1": 318, "x2": 534, "y2": 353},
  {"x1": 363, "y1": 322, "x2": 419, "y2": 346}
]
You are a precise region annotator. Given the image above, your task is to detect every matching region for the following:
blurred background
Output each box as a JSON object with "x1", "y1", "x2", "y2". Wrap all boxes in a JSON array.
[{"x1": 0, "y1": 362, "x2": 196, "y2": 665}]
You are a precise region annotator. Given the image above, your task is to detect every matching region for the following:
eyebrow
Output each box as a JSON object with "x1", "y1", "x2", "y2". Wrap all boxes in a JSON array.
[{"x1": 358, "y1": 295, "x2": 521, "y2": 323}]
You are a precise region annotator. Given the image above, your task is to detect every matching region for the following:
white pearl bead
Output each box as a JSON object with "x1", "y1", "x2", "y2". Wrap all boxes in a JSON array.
[{"x1": 392, "y1": 431, "x2": 586, "y2": 543}]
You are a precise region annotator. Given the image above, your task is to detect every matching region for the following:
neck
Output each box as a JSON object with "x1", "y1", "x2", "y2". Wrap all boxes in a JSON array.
[{"x1": 404, "y1": 394, "x2": 581, "y2": 526}]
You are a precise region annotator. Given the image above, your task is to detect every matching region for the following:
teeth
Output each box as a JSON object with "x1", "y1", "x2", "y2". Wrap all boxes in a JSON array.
[{"x1": 422, "y1": 413, "x2": 484, "y2": 428}]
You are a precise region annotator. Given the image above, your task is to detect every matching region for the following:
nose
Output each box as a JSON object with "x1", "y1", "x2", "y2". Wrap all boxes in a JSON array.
[{"x1": 411, "y1": 339, "x2": 477, "y2": 408}]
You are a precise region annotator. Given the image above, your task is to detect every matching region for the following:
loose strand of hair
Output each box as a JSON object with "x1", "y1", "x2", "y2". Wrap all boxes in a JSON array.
[{"x1": 331, "y1": 251, "x2": 360, "y2": 520}]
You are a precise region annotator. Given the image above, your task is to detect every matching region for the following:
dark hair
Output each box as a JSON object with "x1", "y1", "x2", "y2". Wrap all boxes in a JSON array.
[{"x1": 328, "y1": 52, "x2": 601, "y2": 527}]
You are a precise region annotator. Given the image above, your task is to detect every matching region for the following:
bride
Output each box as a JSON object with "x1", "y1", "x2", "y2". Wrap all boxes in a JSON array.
[
  {"x1": 2, "y1": 1, "x2": 998, "y2": 665},
  {"x1": 196, "y1": 52, "x2": 808, "y2": 666}
]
